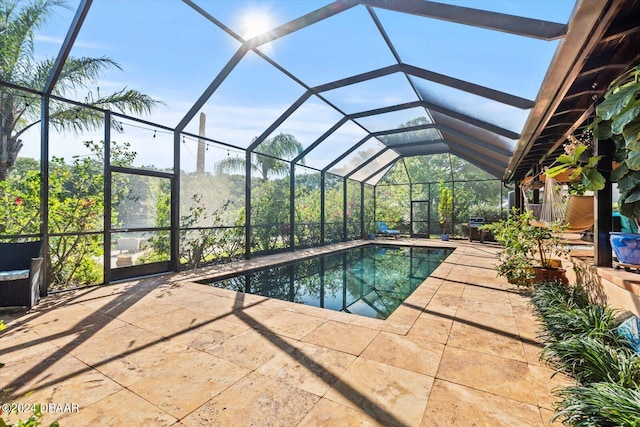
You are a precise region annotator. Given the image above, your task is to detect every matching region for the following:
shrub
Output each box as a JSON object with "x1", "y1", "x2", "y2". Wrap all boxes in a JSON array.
[
  {"x1": 530, "y1": 280, "x2": 640, "y2": 426},
  {"x1": 554, "y1": 382, "x2": 640, "y2": 426}
]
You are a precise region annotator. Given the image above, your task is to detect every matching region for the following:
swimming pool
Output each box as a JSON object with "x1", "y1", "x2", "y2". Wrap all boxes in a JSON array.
[{"x1": 198, "y1": 245, "x2": 452, "y2": 320}]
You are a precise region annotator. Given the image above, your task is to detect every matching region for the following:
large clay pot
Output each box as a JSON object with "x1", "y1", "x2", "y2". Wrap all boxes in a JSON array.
[
  {"x1": 531, "y1": 267, "x2": 569, "y2": 285},
  {"x1": 610, "y1": 232, "x2": 640, "y2": 265},
  {"x1": 116, "y1": 256, "x2": 133, "y2": 267}
]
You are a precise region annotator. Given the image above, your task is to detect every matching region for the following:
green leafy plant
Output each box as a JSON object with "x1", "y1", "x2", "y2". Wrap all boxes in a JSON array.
[
  {"x1": 215, "y1": 133, "x2": 304, "y2": 181},
  {"x1": 480, "y1": 209, "x2": 536, "y2": 286},
  {"x1": 592, "y1": 63, "x2": 640, "y2": 219},
  {"x1": 437, "y1": 179, "x2": 453, "y2": 235},
  {"x1": 530, "y1": 280, "x2": 640, "y2": 426},
  {"x1": 542, "y1": 337, "x2": 640, "y2": 387},
  {"x1": 0, "y1": 140, "x2": 135, "y2": 289},
  {"x1": 554, "y1": 382, "x2": 640, "y2": 426},
  {"x1": 531, "y1": 281, "x2": 592, "y2": 341},
  {"x1": 545, "y1": 132, "x2": 605, "y2": 195},
  {"x1": 480, "y1": 209, "x2": 567, "y2": 286},
  {"x1": 0, "y1": 0, "x2": 160, "y2": 181},
  {"x1": 145, "y1": 193, "x2": 244, "y2": 267}
]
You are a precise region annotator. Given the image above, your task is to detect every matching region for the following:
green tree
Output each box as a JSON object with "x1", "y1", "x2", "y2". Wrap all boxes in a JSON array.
[
  {"x1": 215, "y1": 133, "x2": 304, "y2": 181},
  {"x1": 323, "y1": 175, "x2": 344, "y2": 242},
  {"x1": 0, "y1": 140, "x2": 135, "y2": 289},
  {"x1": 145, "y1": 191, "x2": 244, "y2": 268},
  {"x1": 0, "y1": 0, "x2": 160, "y2": 180},
  {"x1": 250, "y1": 178, "x2": 290, "y2": 252},
  {"x1": 438, "y1": 179, "x2": 453, "y2": 235}
]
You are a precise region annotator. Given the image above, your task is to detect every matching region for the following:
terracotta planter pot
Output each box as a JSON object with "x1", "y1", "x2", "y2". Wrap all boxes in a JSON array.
[
  {"x1": 530, "y1": 267, "x2": 569, "y2": 285},
  {"x1": 116, "y1": 256, "x2": 133, "y2": 267},
  {"x1": 548, "y1": 259, "x2": 563, "y2": 268},
  {"x1": 543, "y1": 168, "x2": 580, "y2": 183}
]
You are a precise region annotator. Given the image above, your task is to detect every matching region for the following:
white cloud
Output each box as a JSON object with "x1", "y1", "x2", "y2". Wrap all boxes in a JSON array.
[{"x1": 34, "y1": 35, "x2": 103, "y2": 50}]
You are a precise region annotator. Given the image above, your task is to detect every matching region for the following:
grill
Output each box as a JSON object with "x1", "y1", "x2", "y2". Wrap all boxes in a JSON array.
[
  {"x1": 469, "y1": 217, "x2": 486, "y2": 242},
  {"x1": 469, "y1": 217, "x2": 485, "y2": 227}
]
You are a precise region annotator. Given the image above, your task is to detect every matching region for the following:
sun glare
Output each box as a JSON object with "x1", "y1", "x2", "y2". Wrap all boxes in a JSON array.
[{"x1": 239, "y1": 9, "x2": 275, "y2": 40}]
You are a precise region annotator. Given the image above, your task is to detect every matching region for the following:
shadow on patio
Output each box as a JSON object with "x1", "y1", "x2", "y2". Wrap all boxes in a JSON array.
[{"x1": 1, "y1": 240, "x2": 568, "y2": 426}]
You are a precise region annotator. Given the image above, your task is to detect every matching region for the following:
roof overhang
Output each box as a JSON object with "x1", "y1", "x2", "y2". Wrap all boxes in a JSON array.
[{"x1": 506, "y1": 0, "x2": 640, "y2": 182}]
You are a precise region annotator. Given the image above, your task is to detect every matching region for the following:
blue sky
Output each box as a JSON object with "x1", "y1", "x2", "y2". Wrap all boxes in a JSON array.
[{"x1": 23, "y1": 0, "x2": 577, "y2": 175}]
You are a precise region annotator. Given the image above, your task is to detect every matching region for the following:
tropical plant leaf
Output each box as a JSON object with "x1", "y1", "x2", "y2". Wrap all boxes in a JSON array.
[
  {"x1": 616, "y1": 171, "x2": 640, "y2": 193},
  {"x1": 623, "y1": 186, "x2": 640, "y2": 204},
  {"x1": 596, "y1": 84, "x2": 637, "y2": 120},
  {"x1": 628, "y1": 138, "x2": 640, "y2": 152},
  {"x1": 569, "y1": 166, "x2": 583, "y2": 181},
  {"x1": 623, "y1": 119, "x2": 640, "y2": 145},
  {"x1": 545, "y1": 163, "x2": 571, "y2": 178},
  {"x1": 611, "y1": 100, "x2": 640, "y2": 135},
  {"x1": 620, "y1": 198, "x2": 640, "y2": 218},
  {"x1": 583, "y1": 168, "x2": 605, "y2": 191},
  {"x1": 591, "y1": 117, "x2": 613, "y2": 140},
  {"x1": 626, "y1": 150, "x2": 640, "y2": 171},
  {"x1": 585, "y1": 155, "x2": 602, "y2": 168},
  {"x1": 611, "y1": 162, "x2": 629, "y2": 182},
  {"x1": 571, "y1": 144, "x2": 588, "y2": 161}
]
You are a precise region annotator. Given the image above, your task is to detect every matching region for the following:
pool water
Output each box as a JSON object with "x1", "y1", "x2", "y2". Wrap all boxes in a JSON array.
[{"x1": 198, "y1": 245, "x2": 452, "y2": 320}]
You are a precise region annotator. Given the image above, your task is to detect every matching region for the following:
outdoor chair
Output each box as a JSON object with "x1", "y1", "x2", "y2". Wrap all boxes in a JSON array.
[
  {"x1": 377, "y1": 221, "x2": 400, "y2": 238},
  {"x1": 0, "y1": 240, "x2": 43, "y2": 309},
  {"x1": 117, "y1": 237, "x2": 140, "y2": 253}
]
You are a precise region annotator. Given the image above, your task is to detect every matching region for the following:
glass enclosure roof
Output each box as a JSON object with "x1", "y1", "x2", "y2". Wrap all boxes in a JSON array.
[{"x1": 19, "y1": 0, "x2": 578, "y2": 185}]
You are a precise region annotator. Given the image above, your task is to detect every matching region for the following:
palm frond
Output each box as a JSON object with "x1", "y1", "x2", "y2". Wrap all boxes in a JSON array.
[
  {"x1": 259, "y1": 133, "x2": 304, "y2": 162},
  {"x1": 46, "y1": 103, "x2": 102, "y2": 135},
  {"x1": 25, "y1": 55, "x2": 54, "y2": 89},
  {"x1": 52, "y1": 56, "x2": 122, "y2": 95},
  {"x1": 90, "y1": 88, "x2": 162, "y2": 116},
  {"x1": 0, "y1": 0, "x2": 68, "y2": 81},
  {"x1": 215, "y1": 156, "x2": 254, "y2": 176}
]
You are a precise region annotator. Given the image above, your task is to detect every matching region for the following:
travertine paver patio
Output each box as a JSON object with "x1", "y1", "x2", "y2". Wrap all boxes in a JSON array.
[{"x1": 0, "y1": 239, "x2": 572, "y2": 426}]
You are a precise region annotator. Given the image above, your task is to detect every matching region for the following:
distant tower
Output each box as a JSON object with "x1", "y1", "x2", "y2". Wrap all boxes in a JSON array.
[{"x1": 196, "y1": 112, "x2": 206, "y2": 174}]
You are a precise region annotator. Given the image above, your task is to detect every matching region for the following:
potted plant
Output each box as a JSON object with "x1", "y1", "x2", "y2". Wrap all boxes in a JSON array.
[
  {"x1": 481, "y1": 209, "x2": 568, "y2": 286},
  {"x1": 591, "y1": 63, "x2": 640, "y2": 265},
  {"x1": 438, "y1": 179, "x2": 453, "y2": 241},
  {"x1": 545, "y1": 132, "x2": 605, "y2": 195},
  {"x1": 543, "y1": 132, "x2": 601, "y2": 234}
]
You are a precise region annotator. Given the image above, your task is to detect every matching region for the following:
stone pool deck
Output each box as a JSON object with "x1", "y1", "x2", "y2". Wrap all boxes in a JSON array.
[{"x1": 0, "y1": 239, "x2": 572, "y2": 426}]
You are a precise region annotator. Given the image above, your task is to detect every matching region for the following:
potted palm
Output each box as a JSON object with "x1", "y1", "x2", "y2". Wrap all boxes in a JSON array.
[
  {"x1": 438, "y1": 179, "x2": 453, "y2": 241},
  {"x1": 591, "y1": 63, "x2": 640, "y2": 265}
]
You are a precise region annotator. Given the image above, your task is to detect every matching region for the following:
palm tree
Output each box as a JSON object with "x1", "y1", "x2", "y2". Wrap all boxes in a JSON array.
[
  {"x1": 0, "y1": 0, "x2": 161, "y2": 180},
  {"x1": 215, "y1": 133, "x2": 304, "y2": 181}
]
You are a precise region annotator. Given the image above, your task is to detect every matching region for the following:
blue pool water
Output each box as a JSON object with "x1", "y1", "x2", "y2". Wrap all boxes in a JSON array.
[{"x1": 198, "y1": 245, "x2": 452, "y2": 320}]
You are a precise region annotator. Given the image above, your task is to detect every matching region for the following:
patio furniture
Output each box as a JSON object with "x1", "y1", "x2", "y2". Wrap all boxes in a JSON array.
[
  {"x1": 468, "y1": 217, "x2": 488, "y2": 243},
  {"x1": 525, "y1": 177, "x2": 594, "y2": 233},
  {"x1": 117, "y1": 237, "x2": 140, "y2": 253},
  {"x1": 0, "y1": 240, "x2": 43, "y2": 309},
  {"x1": 377, "y1": 221, "x2": 400, "y2": 238}
]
